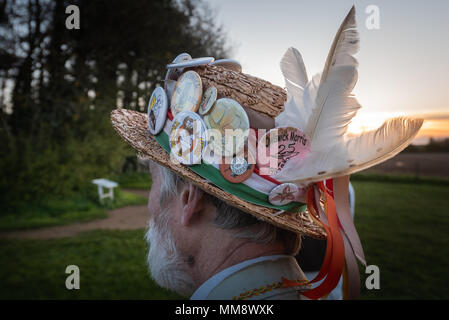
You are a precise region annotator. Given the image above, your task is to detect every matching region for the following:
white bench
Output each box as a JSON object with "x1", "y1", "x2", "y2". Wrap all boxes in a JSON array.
[{"x1": 91, "y1": 178, "x2": 119, "y2": 203}]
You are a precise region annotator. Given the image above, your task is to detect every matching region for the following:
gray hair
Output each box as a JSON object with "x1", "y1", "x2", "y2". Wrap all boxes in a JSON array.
[{"x1": 155, "y1": 165, "x2": 301, "y2": 254}]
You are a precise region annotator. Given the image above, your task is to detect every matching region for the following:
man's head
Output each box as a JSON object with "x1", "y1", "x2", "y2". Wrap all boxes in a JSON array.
[{"x1": 145, "y1": 161, "x2": 301, "y2": 296}]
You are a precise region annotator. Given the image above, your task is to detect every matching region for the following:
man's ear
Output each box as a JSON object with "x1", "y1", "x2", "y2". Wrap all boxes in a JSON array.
[{"x1": 180, "y1": 184, "x2": 204, "y2": 226}]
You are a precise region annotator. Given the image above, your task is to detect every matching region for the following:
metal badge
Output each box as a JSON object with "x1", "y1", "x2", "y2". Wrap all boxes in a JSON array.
[
  {"x1": 169, "y1": 111, "x2": 207, "y2": 165},
  {"x1": 219, "y1": 151, "x2": 255, "y2": 184},
  {"x1": 210, "y1": 59, "x2": 242, "y2": 73},
  {"x1": 170, "y1": 71, "x2": 203, "y2": 116},
  {"x1": 230, "y1": 157, "x2": 248, "y2": 175},
  {"x1": 203, "y1": 98, "x2": 249, "y2": 157},
  {"x1": 165, "y1": 53, "x2": 192, "y2": 80},
  {"x1": 147, "y1": 87, "x2": 168, "y2": 135},
  {"x1": 167, "y1": 57, "x2": 215, "y2": 69},
  {"x1": 199, "y1": 86, "x2": 217, "y2": 115},
  {"x1": 268, "y1": 183, "x2": 300, "y2": 206}
]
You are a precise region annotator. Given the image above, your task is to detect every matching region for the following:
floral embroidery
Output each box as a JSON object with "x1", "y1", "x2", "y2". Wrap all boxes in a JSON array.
[{"x1": 233, "y1": 279, "x2": 310, "y2": 300}]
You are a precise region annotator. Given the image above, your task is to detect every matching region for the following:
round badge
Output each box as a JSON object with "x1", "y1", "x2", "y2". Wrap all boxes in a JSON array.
[
  {"x1": 169, "y1": 111, "x2": 207, "y2": 165},
  {"x1": 170, "y1": 71, "x2": 203, "y2": 116},
  {"x1": 165, "y1": 52, "x2": 192, "y2": 84},
  {"x1": 268, "y1": 183, "x2": 300, "y2": 206},
  {"x1": 257, "y1": 127, "x2": 311, "y2": 176},
  {"x1": 219, "y1": 149, "x2": 255, "y2": 183},
  {"x1": 199, "y1": 86, "x2": 217, "y2": 115},
  {"x1": 203, "y1": 98, "x2": 250, "y2": 157},
  {"x1": 167, "y1": 57, "x2": 215, "y2": 69},
  {"x1": 147, "y1": 87, "x2": 168, "y2": 135},
  {"x1": 210, "y1": 59, "x2": 242, "y2": 73}
]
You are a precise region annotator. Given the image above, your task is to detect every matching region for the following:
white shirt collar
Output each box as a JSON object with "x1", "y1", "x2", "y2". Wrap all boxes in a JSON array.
[{"x1": 190, "y1": 254, "x2": 290, "y2": 300}]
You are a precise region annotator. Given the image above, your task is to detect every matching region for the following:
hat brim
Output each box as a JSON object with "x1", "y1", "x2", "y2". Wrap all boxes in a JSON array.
[{"x1": 111, "y1": 108, "x2": 326, "y2": 239}]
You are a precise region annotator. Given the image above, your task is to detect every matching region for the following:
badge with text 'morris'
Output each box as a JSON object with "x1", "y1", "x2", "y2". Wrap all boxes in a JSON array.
[{"x1": 257, "y1": 127, "x2": 311, "y2": 176}]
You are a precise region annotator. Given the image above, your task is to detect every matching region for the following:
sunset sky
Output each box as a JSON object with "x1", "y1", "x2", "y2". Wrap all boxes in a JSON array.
[{"x1": 205, "y1": 0, "x2": 449, "y2": 144}]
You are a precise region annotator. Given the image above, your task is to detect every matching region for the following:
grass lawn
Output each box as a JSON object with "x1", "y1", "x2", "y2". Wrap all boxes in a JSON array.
[
  {"x1": 0, "y1": 189, "x2": 147, "y2": 231},
  {"x1": 0, "y1": 229, "x2": 182, "y2": 299},
  {"x1": 0, "y1": 176, "x2": 448, "y2": 299},
  {"x1": 112, "y1": 172, "x2": 152, "y2": 189},
  {"x1": 354, "y1": 179, "x2": 449, "y2": 299}
]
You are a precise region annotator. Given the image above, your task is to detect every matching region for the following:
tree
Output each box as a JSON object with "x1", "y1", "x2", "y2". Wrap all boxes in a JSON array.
[{"x1": 0, "y1": 0, "x2": 230, "y2": 206}]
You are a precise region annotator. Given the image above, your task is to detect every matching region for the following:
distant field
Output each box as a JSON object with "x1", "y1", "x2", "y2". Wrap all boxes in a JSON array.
[{"x1": 365, "y1": 152, "x2": 449, "y2": 177}]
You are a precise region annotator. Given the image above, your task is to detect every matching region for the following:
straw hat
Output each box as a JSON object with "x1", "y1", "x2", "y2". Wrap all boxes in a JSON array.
[
  {"x1": 111, "y1": 64, "x2": 325, "y2": 239},
  {"x1": 110, "y1": 6, "x2": 422, "y2": 242}
]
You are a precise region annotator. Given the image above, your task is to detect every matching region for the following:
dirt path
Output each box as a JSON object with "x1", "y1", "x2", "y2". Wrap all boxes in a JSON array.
[{"x1": 0, "y1": 189, "x2": 149, "y2": 240}]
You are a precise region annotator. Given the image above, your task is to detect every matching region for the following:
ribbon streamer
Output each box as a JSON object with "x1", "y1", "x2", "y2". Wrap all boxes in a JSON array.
[
  {"x1": 283, "y1": 182, "x2": 345, "y2": 299},
  {"x1": 283, "y1": 178, "x2": 365, "y2": 300},
  {"x1": 333, "y1": 176, "x2": 366, "y2": 266}
]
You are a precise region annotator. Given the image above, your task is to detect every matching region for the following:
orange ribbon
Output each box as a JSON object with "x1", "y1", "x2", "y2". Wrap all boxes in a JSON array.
[{"x1": 283, "y1": 181, "x2": 346, "y2": 300}]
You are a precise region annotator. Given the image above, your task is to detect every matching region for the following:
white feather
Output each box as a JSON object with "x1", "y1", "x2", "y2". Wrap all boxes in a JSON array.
[
  {"x1": 275, "y1": 117, "x2": 424, "y2": 184},
  {"x1": 280, "y1": 47, "x2": 308, "y2": 90},
  {"x1": 273, "y1": 6, "x2": 424, "y2": 185},
  {"x1": 320, "y1": 5, "x2": 359, "y2": 82},
  {"x1": 275, "y1": 96, "x2": 308, "y2": 129},
  {"x1": 275, "y1": 47, "x2": 309, "y2": 129},
  {"x1": 308, "y1": 66, "x2": 361, "y2": 151},
  {"x1": 305, "y1": 6, "x2": 360, "y2": 141},
  {"x1": 345, "y1": 117, "x2": 424, "y2": 171}
]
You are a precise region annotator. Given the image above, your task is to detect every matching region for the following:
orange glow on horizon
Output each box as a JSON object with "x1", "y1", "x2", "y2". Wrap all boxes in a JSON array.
[
  {"x1": 418, "y1": 119, "x2": 449, "y2": 138},
  {"x1": 347, "y1": 112, "x2": 449, "y2": 143}
]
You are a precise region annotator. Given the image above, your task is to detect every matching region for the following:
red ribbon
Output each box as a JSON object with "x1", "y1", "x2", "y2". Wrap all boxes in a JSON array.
[{"x1": 283, "y1": 181, "x2": 346, "y2": 300}]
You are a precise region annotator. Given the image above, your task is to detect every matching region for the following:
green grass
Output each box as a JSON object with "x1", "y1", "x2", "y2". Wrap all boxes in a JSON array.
[
  {"x1": 0, "y1": 189, "x2": 147, "y2": 231},
  {"x1": 112, "y1": 172, "x2": 152, "y2": 189},
  {"x1": 0, "y1": 170, "x2": 151, "y2": 231},
  {"x1": 354, "y1": 179, "x2": 449, "y2": 299},
  {"x1": 0, "y1": 229, "x2": 183, "y2": 299},
  {"x1": 0, "y1": 176, "x2": 448, "y2": 299}
]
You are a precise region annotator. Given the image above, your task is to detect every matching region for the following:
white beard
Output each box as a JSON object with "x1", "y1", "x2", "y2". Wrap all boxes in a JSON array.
[{"x1": 145, "y1": 210, "x2": 195, "y2": 297}]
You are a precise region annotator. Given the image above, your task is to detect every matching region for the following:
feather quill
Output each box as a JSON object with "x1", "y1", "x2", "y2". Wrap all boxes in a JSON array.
[
  {"x1": 304, "y1": 6, "x2": 360, "y2": 142},
  {"x1": 320, "y1": 5, "x2": 359, "y2": 83}
]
